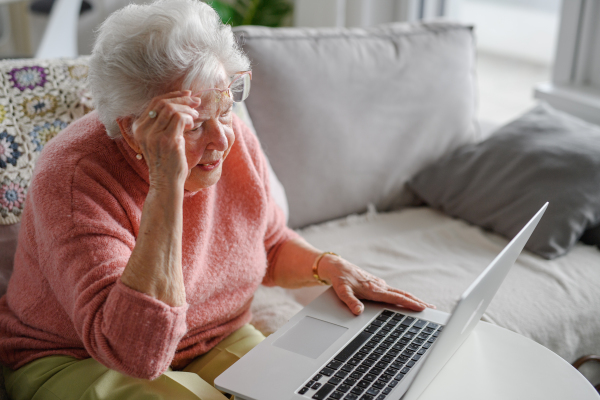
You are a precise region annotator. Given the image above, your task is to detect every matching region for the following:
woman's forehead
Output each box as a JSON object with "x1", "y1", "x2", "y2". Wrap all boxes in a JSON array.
[{"x1": 196, "y1": 90, "x2": 233, "y2": 116}]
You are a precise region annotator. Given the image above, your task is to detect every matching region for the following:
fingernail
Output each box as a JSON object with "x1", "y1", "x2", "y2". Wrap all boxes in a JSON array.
[{"x1": 354, "y1": 305, "x2": 363, "y2": 314}]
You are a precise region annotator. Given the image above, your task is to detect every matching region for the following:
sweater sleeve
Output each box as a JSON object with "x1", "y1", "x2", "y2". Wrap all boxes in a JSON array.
[{"x1": 29, "y1": 154, "x2": 187, "y2": 380}]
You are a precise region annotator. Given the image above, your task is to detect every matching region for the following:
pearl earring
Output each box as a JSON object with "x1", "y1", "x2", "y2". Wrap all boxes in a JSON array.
[{"x1": 136, "y1": 153, "x2": 143, "y2": 160}]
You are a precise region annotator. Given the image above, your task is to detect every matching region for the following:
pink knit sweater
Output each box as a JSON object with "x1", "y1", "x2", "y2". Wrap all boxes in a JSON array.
[{"x1": 0, "y1": 111, "x2": 297, "y2": 379}]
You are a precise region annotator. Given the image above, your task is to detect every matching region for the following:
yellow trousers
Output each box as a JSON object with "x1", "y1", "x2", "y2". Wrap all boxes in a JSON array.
[{"x1": 3, "y1": 324, "x2": 265, "y2": 400}]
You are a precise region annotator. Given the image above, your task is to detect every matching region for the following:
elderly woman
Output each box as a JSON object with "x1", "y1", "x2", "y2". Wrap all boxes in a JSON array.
[{"x1": 0, "y1": 1, "x2": 431, "y2": 398}]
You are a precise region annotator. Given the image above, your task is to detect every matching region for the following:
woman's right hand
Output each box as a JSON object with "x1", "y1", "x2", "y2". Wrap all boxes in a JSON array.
[{"x1": 130, "y1": 90, "x2": 201, "y2": 189}]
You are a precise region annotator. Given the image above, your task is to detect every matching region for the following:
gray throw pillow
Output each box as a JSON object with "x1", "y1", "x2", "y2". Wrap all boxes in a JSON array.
[{"x1": 409, "y1": 103, "x2": 600, "y2": 259}]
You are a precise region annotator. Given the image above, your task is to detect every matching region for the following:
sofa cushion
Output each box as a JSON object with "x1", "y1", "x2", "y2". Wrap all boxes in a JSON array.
[
  {"x1": 409, "y1": 103, "x2": 600, "y2": 259},
  {"x1": 235, "y1": 22, "x2": 479, "y2": 228}
]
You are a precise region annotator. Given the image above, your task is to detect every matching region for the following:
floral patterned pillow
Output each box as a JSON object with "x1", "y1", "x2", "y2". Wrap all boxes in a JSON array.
[{"x1": 0, "y1": 57, "x2": 93, "y2": 225}]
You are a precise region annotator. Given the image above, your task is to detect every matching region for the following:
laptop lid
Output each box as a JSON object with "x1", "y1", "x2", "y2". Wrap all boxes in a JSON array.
[{"x1": 401, "y1": 202, "x2": 548, "y2": 399}]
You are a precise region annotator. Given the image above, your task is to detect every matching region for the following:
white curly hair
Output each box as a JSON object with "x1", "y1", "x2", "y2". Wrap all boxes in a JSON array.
[{"x1": 89, "y1": 0, "x2": 250, "y2": 138}]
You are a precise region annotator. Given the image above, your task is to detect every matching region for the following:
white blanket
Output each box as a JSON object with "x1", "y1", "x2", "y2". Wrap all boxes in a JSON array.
[{"x1": 251, "y1": 207, "x2": 600, "y2": 366}]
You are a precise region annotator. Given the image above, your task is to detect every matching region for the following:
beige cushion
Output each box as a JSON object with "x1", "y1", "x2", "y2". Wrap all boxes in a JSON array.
[{"x1": 235, "y1": 22, "x2": 479, "y2": 229}]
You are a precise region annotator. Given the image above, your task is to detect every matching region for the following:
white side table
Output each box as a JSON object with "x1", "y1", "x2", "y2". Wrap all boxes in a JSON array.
[{"x1": 419, "y1": 321, "x2": 599, "y2": 400}]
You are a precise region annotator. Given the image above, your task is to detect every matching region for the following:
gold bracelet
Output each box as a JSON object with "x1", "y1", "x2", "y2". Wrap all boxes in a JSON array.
[{"x1": 312, "y1": 252, "x2": 338, "y2": 285}]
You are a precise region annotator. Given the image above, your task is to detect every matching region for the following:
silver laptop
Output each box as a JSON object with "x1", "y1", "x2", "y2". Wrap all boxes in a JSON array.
[{"x1": 216, "y1": 203, "x2": 548, "y2": 400}]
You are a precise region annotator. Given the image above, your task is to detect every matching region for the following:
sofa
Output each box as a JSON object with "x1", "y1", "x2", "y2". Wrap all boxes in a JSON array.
[{"x1": 0, "y1": 20, "x2": 599, "y2": 395}]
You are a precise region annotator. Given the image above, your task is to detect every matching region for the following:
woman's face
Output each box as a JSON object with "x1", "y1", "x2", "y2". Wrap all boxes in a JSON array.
[{"x1": 182, "y1": 77, "x2": 235, "y2": 192}]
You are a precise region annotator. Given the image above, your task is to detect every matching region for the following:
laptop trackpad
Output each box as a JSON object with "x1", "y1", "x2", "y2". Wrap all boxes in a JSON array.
[{"x1": 273, "y1": 316, "x2": 348, "y2": 359}]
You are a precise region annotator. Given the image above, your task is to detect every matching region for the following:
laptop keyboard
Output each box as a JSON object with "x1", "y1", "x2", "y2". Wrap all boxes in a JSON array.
[{"x1": 296, "y1": 310, "x2": 443, "y2": 400}]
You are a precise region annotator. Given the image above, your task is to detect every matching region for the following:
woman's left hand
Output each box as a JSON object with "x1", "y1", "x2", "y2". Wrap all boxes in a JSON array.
[{"x1": 318, "y1": 254, "x2": 434, "y2": 315}]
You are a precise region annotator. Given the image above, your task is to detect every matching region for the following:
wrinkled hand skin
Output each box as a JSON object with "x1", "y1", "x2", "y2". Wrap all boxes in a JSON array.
[{"x1": 318, "y1": 255, "x2": 435, "y2": 315}]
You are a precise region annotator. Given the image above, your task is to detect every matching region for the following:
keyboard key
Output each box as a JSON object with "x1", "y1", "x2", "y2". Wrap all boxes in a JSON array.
[
  {"x1": 344, "y1": 394, "x2": 358, "y2": 400},
  {"x1": 314, "y1": 374, "x2": 323, "y2": 381},
  {"x1": 433, "y1": 331, "x2": 440, "y2": 337},
  {"x1": 313, "y1": 382, "x2": 322, "y2": 390},
  {"x1": 387, "y1": 319, "x2": 399, "y2": 326},
  {"x1": 427, "y1": 323, "x2": 439, "y2": 329},
  {"x1": 403, "y1": 333, "x2": 415, "y2": 340},
  {"x1": 380, "y1": 325, "x2": 392, "y2": 332},
  {"x1": 360, "y1": 395, "x2": 374, "y2": 400},
  {"x1": 371, "y1": 367, "x2": 383, "y2": 375},
  {"x1": 407, "y1": 361, "x2": 416, "y2": 367},
  {"x1": 408, "y1": 343, "x2": 420, "y2": 351},
  {"x1": 376, "y1": 315, "x2": 390, "y2": 322},
  {"x1": 381, "y1": 310, "x2": 394, "y2": 318},
  {"x1": 378, "y1": 342, "x2": 391, "y2": 349},
  {"x1": 427, "y1": 337, "x2": 436, "y2": 343},
  {"x1": 392, "y1": 313, "x2": 405, "y2": 321},
  {"x1": 342, "y1": 364, "x2": 355, "y2": 372},
  {"x1": 412, "y1": 354, "x2": 421, "y2": 361},
  {"x1": 313, "y1": 383, "x2": 336, "y2": 399},
  {"x1": 383, "y1": 336, "x2": 396, "y2": 343},
  {"x1": 364, "y1": 374, "x2": 376, "y2": 382},
  {"x1": 335, "y1": 370, "x2": 349, "y2": 378},
  {"x1": 392, "y1": 344, "x2": 405, "y2": 351},
  {"x1": 307, "y1": 380, "x2": 316, "y2": 387},
  {"x1": 417, "y1": 348, "x2": 426, "y2": 355},
  {"x1": 391, "y1": 361, "x2": 404, "y2": 369},
  {"x1": 418, "y1": 332, "x2": 430, "y2": 339},
  {"x1": 374, "y1": 348, "x2": 385, "y2": 355},
  {"x1": 408, "y1": 327, "x2": 420, "y2": 334},
  {"x1": 372, "y1": 335, "x2": 384, "y2": 343},
  {"x1": 348, "y1": 358, "x2": 360, "y2": 366},
  {"x1": 394, "y1": 372, "x2": 404, "y2": 381},
  {"x1": 329, "y1": 391, "x2": 343, "y2": 399},
  {"x1": 401, "y1": 317, "x2": 415, "y2": 326},
  {"x1": 351, "y1": 372, "x2": 364, "y2": 380},
  {"x1": 371, "y1": 320, "x2": 383, "y2": 327},
  {"x1": 413, "y1": 319, "x2": 428, "y2": 329},
  {"x1": 364, "y1": 326, "x2": 379, "y2": 334},
  {"x1": 329, "y1": 377, "x2": 342, "y2": 386},
  {"x1": 338, "y1": 384, "x2": 351, "y2": 393},
  {"x1": 367, "y1": 354, "x2": 381, "y2": 361},
  {"x1": 413, "y1": 338, "x2": 425, "y2": 345},
  {"x1": 335, "y1": 332, "x2": 372, "y2": 362},
  {"x1": 357, "y1": 379, "x2": 370, "y2": 388},
  {"x1": 328, "y1": 360, "x2": 343, "y2": 370},
  {"x1": 401, "y1": 350, "x2": 414, "y2": 357},
  {"x1": 376, "y1": 395, "x2": 387, "y2": 400},
  {"x1": 379, "y1": 374, "x2": 392, "y2": 383},
  {"x1": 386, "y1": 349, "x2": 399, "y2": 357},
  {"x1": 343, "y1": 378, "x2": 357, "y2": 386},
  {"x1": 356, "y1": 365, "x2": 369, "y2": 373},
  {"x1": 350, "y1": 386, "x2": 365, "y2": 395},
  {"x1": 366, "y1": 340, "x2": 378, "y2": 348},
  {"x1": 385, "y1": 367, "x2": 399, "y2": 375},
  {"x1": 375, "y1": 361, "x2": 389, "y2": 369},
  {"x1": 359, "y1": 346, "x2": 373, "y2": 354},
  {"x1": 299, "y1": 387, "x2": 309, "y2": 394},
  {"x1": 400, "y1": 367, "x2": 411, "y2": 374},
  {"x1": 424, "y1": 327, "x2": 435, "y2": 333},
  {"x1": 423, "y1": 343, "x2": 431, "y2": 349},
  {"x1": 381, "y1": 355, "x2": 393, "y2": 363},
  {"x1": 397, "y1": 355, "x2": 410, "y2": 363},
  {"x1": 366, "y1": 387, "x2": 380, "y2": 396},
  {"x1": 321, "y1": 368, "x2": 335, "y2": 376},
  {"x1": 372, "y1": 380, "x2": 386, "y2": 389},
  {"x1": 383, "y1": 387, "x2": 393, "y2": 394},
  {"x1": 354, "y1": 353, "x2": 366, "y2": 360},
  {"x1": 362, "y1": 359, "x2": 375, "y2": 367},
  {"x1": 388, "y1": 380, "x2": 399, "y2": 388},
  {"x1": 389, "y1": 332, "x2": 400, "y2": 338}
]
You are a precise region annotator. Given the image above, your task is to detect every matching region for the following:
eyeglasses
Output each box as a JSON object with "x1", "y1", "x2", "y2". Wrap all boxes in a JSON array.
[{"x1": 193, "y1": 71, "x2": 252, "y2": 104}]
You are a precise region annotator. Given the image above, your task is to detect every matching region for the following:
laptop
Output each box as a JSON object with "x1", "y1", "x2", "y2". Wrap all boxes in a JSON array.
[{"x1": 215, "y1": 203, "x2": 548, "y2": 400}]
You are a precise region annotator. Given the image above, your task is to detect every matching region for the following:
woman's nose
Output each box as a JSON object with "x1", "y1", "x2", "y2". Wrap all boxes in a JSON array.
[{"x1": 204, "y1": 119, "x2": 228, "y2": 151}]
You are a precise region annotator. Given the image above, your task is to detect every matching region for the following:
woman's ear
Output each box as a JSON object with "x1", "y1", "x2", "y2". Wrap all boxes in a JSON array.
[{"x1": 116, "y1": 117, "x2": 142, "y2": 154}]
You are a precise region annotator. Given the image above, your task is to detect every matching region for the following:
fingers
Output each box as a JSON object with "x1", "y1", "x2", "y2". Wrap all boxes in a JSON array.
[{"x1": 334, "y1": 284, "x2": 365, "y2": 316}]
